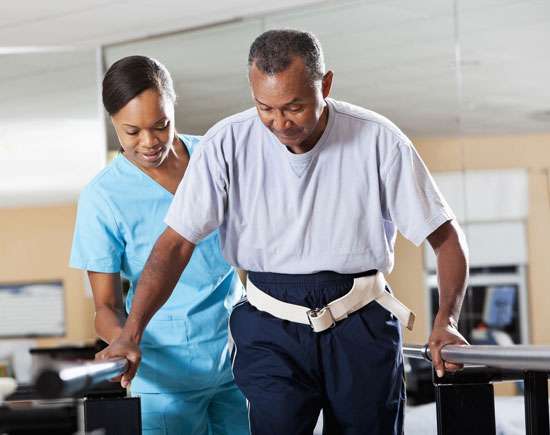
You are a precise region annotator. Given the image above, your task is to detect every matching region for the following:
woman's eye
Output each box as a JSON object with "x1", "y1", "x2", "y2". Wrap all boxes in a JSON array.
[
  {"x1": 155, "y1": 121, "x2": 170, "y2": 130},
  {"x1": 126, "y1": 131, "x2": 138, "y2": 136}
]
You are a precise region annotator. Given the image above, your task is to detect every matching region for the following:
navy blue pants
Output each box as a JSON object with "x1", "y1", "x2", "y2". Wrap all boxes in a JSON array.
[{"x1": 229, "y1": 271, "x2": 405, "y2": 435}]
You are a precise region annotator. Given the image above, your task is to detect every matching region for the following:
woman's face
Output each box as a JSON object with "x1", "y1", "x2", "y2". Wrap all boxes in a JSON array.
[{"x1": 111, "y1": 88, "x2": 176, "y2": 170}]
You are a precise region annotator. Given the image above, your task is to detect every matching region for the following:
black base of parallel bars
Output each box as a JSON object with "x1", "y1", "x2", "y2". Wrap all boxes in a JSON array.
[
  {"x1": 524, "y1": 371, "x2": 549, "y2": 435},
  {"x1": 432, "y1": 368, "x2": 549, "y2": 435},
  {"x1": 434, "y1": 372, "x2": 496, "y2": 435}
]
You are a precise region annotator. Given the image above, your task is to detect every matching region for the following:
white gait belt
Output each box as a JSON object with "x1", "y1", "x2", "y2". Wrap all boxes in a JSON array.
[{"x1": 246, "y1": 272, "x2": 415, "y2": 333}]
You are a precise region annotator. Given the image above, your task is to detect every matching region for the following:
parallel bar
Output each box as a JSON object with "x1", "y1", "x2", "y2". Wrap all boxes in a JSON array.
[
  {"x1": 34, "y1": 358, "x2": 128, "y2": 399},
  {"x1": 404, "y1": 344, "x2": 550, "y2": 372},
  {"x1": 434, "y1": 366, "x2": 523, "y2": 384},
  {"x1": 403, "y1": 344, "x2": 430, "y2": 360},
  {"x1": 405, "y1": 344, "x2": 550, "y2": 435}
]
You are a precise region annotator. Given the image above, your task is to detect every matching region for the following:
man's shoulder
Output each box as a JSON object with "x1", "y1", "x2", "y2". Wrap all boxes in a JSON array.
[
  {"x1": 329, "y1": 98, "x2": 410, "y2": 145},
  {"x1": 202, "y1": 107, "x2": 260, "y2": 144}
]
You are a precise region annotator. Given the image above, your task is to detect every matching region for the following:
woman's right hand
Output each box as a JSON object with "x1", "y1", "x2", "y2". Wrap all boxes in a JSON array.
[{"x1": 95, "y1": 335, "x2": 141, "y2": 388}]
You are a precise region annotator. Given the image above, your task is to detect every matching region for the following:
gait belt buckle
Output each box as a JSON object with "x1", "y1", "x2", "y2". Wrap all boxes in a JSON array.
[{"x1": 307, "y1": 307, "x2": 336, "y2": 332}]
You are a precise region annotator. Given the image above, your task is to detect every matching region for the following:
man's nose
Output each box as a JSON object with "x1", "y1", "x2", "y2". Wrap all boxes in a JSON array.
[{"x1": 272, "y1": 111, "x2": 290, "y2": 131}]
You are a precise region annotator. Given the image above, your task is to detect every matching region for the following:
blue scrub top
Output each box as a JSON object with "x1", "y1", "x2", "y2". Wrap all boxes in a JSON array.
[{"x1": 70, "y1": 135, "x2": 242, "y2": 393}]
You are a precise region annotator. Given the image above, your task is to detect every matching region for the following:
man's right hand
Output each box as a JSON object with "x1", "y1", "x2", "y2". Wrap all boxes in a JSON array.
[{"x1": 96, "y1": 335, "x2": 141, "y2": 388}]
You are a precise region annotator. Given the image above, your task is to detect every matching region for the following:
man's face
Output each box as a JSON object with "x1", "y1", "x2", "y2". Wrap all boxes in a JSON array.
[{"x1": 249, "y1": 56, "x2": 332, "y2": 151}]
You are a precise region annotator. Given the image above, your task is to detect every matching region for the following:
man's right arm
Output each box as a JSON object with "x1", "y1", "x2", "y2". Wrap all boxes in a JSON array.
[{"x1": 96, "y1": 226, "x2": 195, "y2": 387}]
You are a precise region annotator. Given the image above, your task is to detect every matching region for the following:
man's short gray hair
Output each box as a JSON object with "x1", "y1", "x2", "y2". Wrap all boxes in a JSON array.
[{"x1": 248, "y1": 29, "x2": 325, "y2": 82}]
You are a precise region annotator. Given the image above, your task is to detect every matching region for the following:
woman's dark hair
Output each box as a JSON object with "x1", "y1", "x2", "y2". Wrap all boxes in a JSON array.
[{"x1": 102, "y1": 55, "x2": 176, "y2": 116}]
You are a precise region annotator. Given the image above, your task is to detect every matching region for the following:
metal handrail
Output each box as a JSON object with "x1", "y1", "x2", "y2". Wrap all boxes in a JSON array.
[
  {"x1": 403, "y1": 344, "x2": 550, "y2": 372},
  {"x1": 34, "y1": 358, "x2": 128, "y2": 399}
]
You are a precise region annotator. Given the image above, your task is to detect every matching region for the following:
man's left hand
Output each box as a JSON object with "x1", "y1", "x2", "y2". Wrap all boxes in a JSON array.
[{"x1": 428, "y1": 321, "x2": 469, "y2": 378}]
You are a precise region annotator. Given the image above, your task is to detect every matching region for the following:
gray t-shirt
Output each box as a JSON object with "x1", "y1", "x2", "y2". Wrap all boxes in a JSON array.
[{"x1": 165, "y1": 98, "x2": 454, "y2": 274}]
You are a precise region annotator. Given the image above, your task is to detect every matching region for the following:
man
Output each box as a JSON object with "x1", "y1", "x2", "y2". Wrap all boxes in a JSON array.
[{"x1": 99, "y1": 29, "x2": 469, "y2": 434}]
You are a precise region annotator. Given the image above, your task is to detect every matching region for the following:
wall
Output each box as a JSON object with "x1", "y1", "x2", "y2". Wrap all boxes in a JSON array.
[{"x1": 0, "y1": 204, "x2": 95, "y2": 347}]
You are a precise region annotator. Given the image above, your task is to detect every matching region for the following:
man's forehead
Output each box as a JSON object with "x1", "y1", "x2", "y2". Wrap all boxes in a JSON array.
[
  {"x1": 250, "y1": 58, "x2": 313, "y2": 94},
  {"x1": 253, "y1": 55, "x2": 309, "y2": 77}
]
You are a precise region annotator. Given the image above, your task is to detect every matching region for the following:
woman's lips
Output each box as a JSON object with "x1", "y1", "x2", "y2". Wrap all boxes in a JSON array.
[{"x1": 142, "y1": 148, "x2": 163, "y2": 161}]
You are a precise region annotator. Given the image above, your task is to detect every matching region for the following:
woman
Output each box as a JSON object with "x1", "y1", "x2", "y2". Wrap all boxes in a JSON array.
[{"x1": 70, "y1": 55, "x2": 249, "y2": 435}]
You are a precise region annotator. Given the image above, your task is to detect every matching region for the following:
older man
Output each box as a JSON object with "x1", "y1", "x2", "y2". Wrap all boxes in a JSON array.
[{"x1": 100, "y1": 29, "x2": 469, "y2": 435}]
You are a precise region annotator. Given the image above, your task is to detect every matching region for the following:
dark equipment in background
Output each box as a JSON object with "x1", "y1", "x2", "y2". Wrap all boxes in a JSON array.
[{"x1": 0, "y1": 342, "x2": 141, "y2": 435}]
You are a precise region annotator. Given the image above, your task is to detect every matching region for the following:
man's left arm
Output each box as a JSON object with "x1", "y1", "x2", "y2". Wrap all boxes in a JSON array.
[{"x1": 427, "y1": 219, "x2": 469, "y2": 377}]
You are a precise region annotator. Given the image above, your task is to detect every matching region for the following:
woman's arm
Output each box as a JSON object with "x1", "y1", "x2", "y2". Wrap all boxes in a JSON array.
[{"x1": 88, "y1": 271, "x2": 125, "y2": 344}]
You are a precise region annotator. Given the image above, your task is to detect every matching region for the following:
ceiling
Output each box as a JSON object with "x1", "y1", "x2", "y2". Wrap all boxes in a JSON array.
[
  {"x1": 2, "y1": 0, "x2": 549, "y2": 136},
  {"x1": 1, "y1": 0, "x2": 549, "y2": 205},
  {"x1": 103, "y1": 0, "x2": 550, "y2": 140},
  {"x1": 0, "y1": 0, "x2": 322, "y2": 47}
]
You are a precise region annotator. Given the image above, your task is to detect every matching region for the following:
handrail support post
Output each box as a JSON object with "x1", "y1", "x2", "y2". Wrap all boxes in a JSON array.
[
  {"x1": 433, "y1": 369, "x2": 496, "y2": 435},
  {"x1": 524, "y1": 371, "x2": 549, "y2": 435}
]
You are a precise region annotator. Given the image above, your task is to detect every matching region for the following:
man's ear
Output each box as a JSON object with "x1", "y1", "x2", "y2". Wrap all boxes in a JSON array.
[{"x1": 322, "y1": 70, "x2": 334, "y2": 98}]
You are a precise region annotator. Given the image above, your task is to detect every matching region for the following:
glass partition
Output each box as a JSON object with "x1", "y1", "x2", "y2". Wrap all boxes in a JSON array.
[{"x1": 0, "y1": 49, "x2": 105, "y2": 207}]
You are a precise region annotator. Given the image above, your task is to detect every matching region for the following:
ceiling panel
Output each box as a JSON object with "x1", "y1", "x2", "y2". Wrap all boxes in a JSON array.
[
  {"x1": 0, "y1": 1, "x2": 116, "y2": 26},
  {"x1": 458, "y1": 0, "x2": 550, "y2": 133},
  {"x1": 0, "y1": 0, "x2": 324, "y2": 47}
]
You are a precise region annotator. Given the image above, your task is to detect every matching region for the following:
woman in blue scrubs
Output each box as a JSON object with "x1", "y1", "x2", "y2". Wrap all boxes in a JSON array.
[{"x1": 70, "y1": 55, "x2": 249, "y2": 435}]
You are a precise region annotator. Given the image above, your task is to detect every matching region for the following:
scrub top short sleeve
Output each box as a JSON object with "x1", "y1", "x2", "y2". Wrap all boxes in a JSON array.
[{"x1": 70, "y1": 185, "x2": 124, "y2": 273}]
